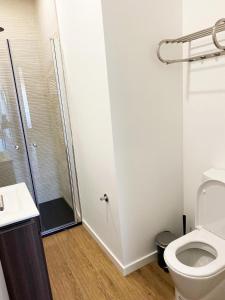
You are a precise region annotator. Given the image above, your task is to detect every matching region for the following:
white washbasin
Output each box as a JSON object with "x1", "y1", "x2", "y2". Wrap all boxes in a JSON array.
[{"x1": 0, "y1": 183, "x2": 39, "y2": 228}]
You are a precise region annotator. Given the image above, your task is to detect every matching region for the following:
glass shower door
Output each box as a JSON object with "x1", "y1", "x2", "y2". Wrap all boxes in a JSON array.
[
  {"x1": 0, "y1": 40, "x2": 35, "y2": 196},
  {"x1": 8, "y1": 39, "x2": 80, "y2": 235}
]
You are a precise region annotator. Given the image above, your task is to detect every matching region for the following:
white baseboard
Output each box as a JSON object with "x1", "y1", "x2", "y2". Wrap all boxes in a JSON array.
[
  {"x1": 82, "y1": 220, "x2": 124, "y2": 273},
  {"x1": 123, "y1": 250, "x2": 157, "y2": 276},
  {"x1": 82, "y1": 219, "x2": 157, "y2": 276}
]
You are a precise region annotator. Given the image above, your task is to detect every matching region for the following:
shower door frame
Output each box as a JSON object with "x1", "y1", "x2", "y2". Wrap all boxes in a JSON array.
[
  {"x1": 51, "y1": 38, "x2": 82, "y2": 226},
  {"x1": 6, "y1": 38, "x2": 82, "y2": 236}
]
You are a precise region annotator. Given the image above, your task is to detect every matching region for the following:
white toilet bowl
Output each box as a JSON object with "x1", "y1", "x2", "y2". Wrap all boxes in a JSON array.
[
  {"x1": 164, "y1": 169, "x2": 225, "y2": 300},
  {"x1": 164, "y1": 229, "x2": 225, "y2": 300}
]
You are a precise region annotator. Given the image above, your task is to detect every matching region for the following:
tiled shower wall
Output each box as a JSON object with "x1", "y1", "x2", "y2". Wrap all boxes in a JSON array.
[
  {"x1": 0, "y1": 0, "x2": 73, "y2": 206},
  {"x1": 0, "y1": 41, "x2": 35, "y2": 193}
]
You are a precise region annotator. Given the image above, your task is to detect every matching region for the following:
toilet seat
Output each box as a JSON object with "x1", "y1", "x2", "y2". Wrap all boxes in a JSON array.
[
  {"x1": 164, "y1": 228, "x2": 225, "y2": 278},
  {"x1": 164, "y1": 172, "x2": 225, "y2": 300}
]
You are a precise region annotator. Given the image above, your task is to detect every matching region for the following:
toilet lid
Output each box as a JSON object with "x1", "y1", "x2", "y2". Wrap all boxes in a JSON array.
[{"x1": 196, "y1": 180, "x2": 225, "y2": 240}]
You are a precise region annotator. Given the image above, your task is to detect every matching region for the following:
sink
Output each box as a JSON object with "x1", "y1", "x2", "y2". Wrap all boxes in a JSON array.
[{"x1": 0, "y1": 183, "x2": 39, "y2": 228}]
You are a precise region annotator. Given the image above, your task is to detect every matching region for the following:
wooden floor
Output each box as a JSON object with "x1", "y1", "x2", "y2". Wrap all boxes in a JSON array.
[{"x1": 43, "y1": 226, "x2": 175, "y2": 300}]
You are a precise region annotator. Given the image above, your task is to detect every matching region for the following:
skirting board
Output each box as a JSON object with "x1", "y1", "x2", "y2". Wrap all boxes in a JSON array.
[{"x1": 82, "y1": 219, "x2": 157, "y2": 276}]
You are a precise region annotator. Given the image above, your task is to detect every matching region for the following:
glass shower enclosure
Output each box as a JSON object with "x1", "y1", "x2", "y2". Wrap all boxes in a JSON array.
[{"x1": 0, "y1": 38, "x2": 81, "y2": 235}]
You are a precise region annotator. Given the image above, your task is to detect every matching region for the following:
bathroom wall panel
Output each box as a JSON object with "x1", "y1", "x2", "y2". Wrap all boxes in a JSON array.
[
  {"x1": 101, "y1": 0, "x2": 183, "y2": 265},
  {"x1": 182, "y1": 0, "x2": 225, "y2": 230},
  {"x1": 56, "y1": 0, "x2": 183, "y2": 269},
  {"x1": 34, "y1": 0, "x2": 59, "y2": 43},
  {"x1": 55, "y1": 0, "x2": 124, "y2": 262}
]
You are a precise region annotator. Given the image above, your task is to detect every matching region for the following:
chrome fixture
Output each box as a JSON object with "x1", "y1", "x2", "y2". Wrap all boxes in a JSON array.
[
  {"x1": 0, "y1": 195, "x2": 4, "y2": 211},
  {"x1": 100, "y1": 194, "x2": 109, "y2": 202},
  {"x1": 157, "y1": 18, "x2": 225, "y2": 64}
]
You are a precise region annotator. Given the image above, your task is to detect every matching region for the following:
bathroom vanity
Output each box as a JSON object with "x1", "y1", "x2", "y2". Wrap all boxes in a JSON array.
[{"x1": 0, "y1": 183, "x2": 53, "y2": 300}]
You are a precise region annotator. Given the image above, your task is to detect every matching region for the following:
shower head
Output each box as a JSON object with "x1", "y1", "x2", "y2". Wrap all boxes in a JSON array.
[{"x1": 0, "y1": 27, "x2": 4, "y2": 32}]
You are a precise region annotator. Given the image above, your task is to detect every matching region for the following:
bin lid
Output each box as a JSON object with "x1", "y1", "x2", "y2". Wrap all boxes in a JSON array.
[{"x1": 155, "y1": 231, "x2": 177, "y2": 248}]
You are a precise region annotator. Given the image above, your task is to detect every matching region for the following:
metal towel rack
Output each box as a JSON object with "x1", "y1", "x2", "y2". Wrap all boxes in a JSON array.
[{"x1": 157, "y1": 18, "x2": 225, "y2": 64}]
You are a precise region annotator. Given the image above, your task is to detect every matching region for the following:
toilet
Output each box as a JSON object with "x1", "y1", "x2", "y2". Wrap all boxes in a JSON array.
[{"x1": 164, "y1": 169, "x2": 225, "y2": 300}]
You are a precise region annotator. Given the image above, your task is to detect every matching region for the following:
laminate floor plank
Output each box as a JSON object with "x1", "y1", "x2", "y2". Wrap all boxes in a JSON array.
[{"x1": 44, "y1": 226, "x2": 175, "y2": 300}]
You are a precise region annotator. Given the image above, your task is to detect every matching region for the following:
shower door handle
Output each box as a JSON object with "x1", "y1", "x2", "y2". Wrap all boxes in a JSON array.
[
  {"x1": 0, "y1": 195, "x2": 4, "y2": 211},
  {"x1": 14, "y1": 145, "x2": 20, "y2": 150}
]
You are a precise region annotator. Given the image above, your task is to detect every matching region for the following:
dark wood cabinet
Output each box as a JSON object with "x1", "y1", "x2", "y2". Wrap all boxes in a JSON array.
[{"x1": 0, "y1": 217, "x2": 53, "y2": 300}]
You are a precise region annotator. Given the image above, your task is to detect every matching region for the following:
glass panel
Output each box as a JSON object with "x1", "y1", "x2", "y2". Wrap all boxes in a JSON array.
[
  {"x1": 51, "y1": 38, "x2": 82, "y2": 223},
  {"x1": 0, "y1": 40, "x2": 34, "y2": 196},
  {"x1": 9, "y1": 39, "x2": 79, "y2": 234}
]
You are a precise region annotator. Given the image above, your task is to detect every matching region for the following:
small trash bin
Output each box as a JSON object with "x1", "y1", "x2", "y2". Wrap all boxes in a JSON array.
[{"x1": 155, "y1": 231, "x2": 177, "y2": 272}]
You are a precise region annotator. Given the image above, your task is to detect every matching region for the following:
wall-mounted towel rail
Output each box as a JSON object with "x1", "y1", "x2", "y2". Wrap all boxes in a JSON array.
[{"x1": 157, "y1": 18, "x2": 225, "y2": 64}]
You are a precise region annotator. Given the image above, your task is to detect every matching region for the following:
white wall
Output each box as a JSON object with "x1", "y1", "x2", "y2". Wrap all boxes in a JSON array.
[
  {"x1": 56, "y1": 0, "x2": 225, "y2": 272},
  {"x1": 55, "y1": 0, "x2": 183, "y2": 272},
  {"x1": 55, "y1": 0, "x2": 124, "y2": 262},
  {"x1": 102, "y1": 0, "x2": 183, "y2": 265},
  {"x1": 35, "y1": 0, "x2": 58, "y2": 41},
  {"x1": 183, "y1": 0, "x2": 225, "y2": 230}
]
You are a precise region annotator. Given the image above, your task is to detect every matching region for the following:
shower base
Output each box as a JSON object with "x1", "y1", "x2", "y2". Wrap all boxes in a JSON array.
[{"x1": 39, "y1": 198, "x2": 75, "y2": 234}]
